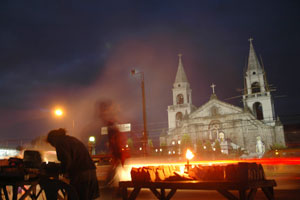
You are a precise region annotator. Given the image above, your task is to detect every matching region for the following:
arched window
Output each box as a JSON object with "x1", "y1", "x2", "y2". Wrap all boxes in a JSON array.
[
  {"x1": 253, "y1": 102, "x2": 264, "y2": 120},
  {"x1": 251, "y1": 82, "x2": 261, "y2": 93},
  {"x1": 176, "y1": 112, "x2": 183, "y2": 121},
  {"x1": 176, "y1": 94, "x2": 184, "y2": 104},
  {"x1": 175, "y1": 112, "x2": 183, "y2": 127}
]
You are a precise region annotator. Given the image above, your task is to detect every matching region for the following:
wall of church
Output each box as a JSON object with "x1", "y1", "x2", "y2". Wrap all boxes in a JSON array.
[
  {"x1": 164, "y1": 112, "x2": 285, "y2": 156},
  {"x1": 275, "y1": 124, "x2": 286, "y2": 146}
]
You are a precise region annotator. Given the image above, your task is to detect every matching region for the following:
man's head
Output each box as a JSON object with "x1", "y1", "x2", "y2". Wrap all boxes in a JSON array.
[{"x1": 47, "y1": 128, "x2": 66, "y2": 147}]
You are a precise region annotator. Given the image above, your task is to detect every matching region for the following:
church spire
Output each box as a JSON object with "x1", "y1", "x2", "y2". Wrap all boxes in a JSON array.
[
  {"x1": 174, "y1": 54, "x2": 189, "y2": 84},
  {"x1": 168, "y1": 54, "x2": 194, "y2": 129},
  {"x1": 243, "y1": 38, "x2": 275, "y2": 125},
  {"x1": 247, "y1": 38, "x2": 262, "y2": 71}
]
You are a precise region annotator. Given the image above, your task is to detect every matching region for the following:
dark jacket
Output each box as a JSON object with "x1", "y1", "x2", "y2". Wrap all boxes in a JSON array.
[{"x1": 53, "y1": 135, "x2": 95, "y2": 178}]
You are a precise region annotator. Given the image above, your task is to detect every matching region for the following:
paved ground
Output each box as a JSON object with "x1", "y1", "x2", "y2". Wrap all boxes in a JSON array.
[{"x1": 99, "y1": 188, "x2": 300, "y2": 200}]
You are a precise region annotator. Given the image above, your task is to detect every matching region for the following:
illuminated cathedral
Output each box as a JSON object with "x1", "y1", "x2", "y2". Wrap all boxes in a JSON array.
[{"x1": 160, "y1": 39, "x2": 286, "y2": 157}]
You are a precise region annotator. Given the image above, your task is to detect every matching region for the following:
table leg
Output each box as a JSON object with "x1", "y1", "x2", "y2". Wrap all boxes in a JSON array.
[
  {"x1": 217, "y1": 189, "x2": 238, "y2": 200},
  {"x1": 19, "y1": 185, "x2": 35, "y2": 200},
  {"x1": 149, "y1": 188, "x2": 176, "y2": 200},
  {"x1": 166, "y1": 189, "x2": 177, "y2": 200},
  {"x1": 262, "y1": 187, "x2": 274, "y2": 200},
  {"x1": 12, "y1": 186, "x2": 18, "y2": 200},
  {"x1": 247, "y1": 188, "x2": 257, "y2": 200},
  {"x1": 128, "y1": 187, "x2": 141, "y2": 200},
  {"x1": 239, "y1": 189, "x2": 246, "y2": 200},
  {"x1": 121, "y1": 186, "x2": 128, "y2": 200},
  {"x1": 0, "y1": 187, "x2": 2, "y2": 200},
  {"x1": 3, "y1": 186, "x2": 9, "y2": 200},
  {"x1": 31, "y1": 185, "x2": 37, "y2": 200},
  {"x1": 149, "y1": 188, "x2": 161, "y2": 199},
  {"x1": 161, "y1": 188, "x2": 165, "y2": 200}
]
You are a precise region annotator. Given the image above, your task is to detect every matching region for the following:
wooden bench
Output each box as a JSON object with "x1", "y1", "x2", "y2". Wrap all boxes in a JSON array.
[{"x1": 119, "y1": 179, "x2": 276, "y2": 200}]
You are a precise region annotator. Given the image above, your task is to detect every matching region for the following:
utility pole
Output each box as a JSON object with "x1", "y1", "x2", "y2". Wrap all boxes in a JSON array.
[{"x1": 131, "y1": 69, "x2": 148, "y2": 156}]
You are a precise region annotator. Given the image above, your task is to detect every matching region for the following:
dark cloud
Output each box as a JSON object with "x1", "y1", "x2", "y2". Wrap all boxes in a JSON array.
[{"x1": 0, "y1": 0, "x2": 299, "y2": 146}]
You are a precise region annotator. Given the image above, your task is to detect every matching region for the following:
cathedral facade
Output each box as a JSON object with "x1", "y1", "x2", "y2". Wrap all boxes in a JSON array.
[{"x1": 161, "y1": 39, "x2": 286, "y2": 157}]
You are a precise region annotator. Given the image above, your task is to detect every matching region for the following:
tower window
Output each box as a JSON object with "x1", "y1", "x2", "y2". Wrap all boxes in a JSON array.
[
  {"x1": 176, "y1": 112, "x2": 183, "y2": 127},
  {"x1": 253, "y1": 102, "x2": 264, "y2": 120},
  {"x1": 176, "y1": 94, "x2": 184, "y2": 104},
  {"x1": 176, "y1": 112, "x2": 183, "y2": 120},
  {"x1": 251, "y1": 82, "x2": 261, "y2": 93},
  {"x1": 178, "y1": 84, "x2": 181, "y2": 87},
  {"x1": 252, "y1": 72, "x2": 256, "y2": 75}
]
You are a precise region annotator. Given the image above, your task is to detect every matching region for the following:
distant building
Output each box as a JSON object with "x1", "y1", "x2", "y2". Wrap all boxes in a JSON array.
[{"x1": 160, "y1": 39, "x2": 286, "y2": 157}]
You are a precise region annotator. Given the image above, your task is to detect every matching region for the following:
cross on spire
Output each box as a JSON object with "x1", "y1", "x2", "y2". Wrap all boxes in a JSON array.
[
  {"x1": 178, "y1": 53, "x2": 182, "y2": 59},
  {"x1": 210, "y1": 83, "x2": 216, "y2": 94},
  {"x1": 248, "y1": 37, "x2": 253, "y2": 43}
]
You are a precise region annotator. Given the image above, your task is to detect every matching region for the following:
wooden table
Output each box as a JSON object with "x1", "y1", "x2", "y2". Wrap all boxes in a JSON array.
[
  {"x1": 0, "y1": 177, "x2": 73, "y2": 200},
  {"x1": 119, "y1": 180, "x2": 276, "y2": 200},
  {"x1": 0, "y1": 178, "x2": 42, "y2": 200}
]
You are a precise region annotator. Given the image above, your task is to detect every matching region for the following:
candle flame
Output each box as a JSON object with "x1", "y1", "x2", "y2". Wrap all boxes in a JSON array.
[{"x1": 186, "y1": 149, "x2": 194, "y2": 160}]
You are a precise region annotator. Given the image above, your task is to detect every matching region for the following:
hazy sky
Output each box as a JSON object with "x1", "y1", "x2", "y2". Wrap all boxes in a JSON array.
[{"x1": 1, "y1": 0, "x2": 300, "y2": 146}]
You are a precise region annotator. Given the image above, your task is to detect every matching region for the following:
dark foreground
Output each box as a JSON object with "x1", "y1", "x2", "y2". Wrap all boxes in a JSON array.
[{"x1": 99, "y1": 188, "x2": 300, "y2": 200}]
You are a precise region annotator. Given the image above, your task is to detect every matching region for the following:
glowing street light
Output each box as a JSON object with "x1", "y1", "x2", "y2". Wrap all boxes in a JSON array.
[
  {"x1": 89, "y1": 136, "x2": 96, "y2": 143},
  {"x1": 88, "y1": 136, "x2": 96, "y2": 155},
  {"x1": 54, "y1": 108, "x2": 64, "y2": 117},
  {"x1": 52, "y1": 107, "x2": 76, "y2": 132}
]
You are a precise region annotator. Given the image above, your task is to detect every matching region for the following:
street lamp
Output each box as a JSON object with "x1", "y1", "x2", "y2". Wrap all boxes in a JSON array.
[
  {"x1": 53, "y1": 107, "x2": 75, "y2": 132},
  {"x1": 88, "y1": 136, "x2": 96, "y2": 155},
  {"x1": 131, "y1": 69, "x2": 148, "y2": 156},
  {"x1": 54, "y1": 108, "x2": 64, "y2": 117}
]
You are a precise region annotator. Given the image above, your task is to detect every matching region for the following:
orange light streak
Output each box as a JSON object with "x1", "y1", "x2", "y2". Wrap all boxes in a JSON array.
[
  {"x1": 127, "y1": 157, "x2": 300, "y2": 168},
  {"x1": 118, "y1": 157, "x2": 300, "y2": 181}
]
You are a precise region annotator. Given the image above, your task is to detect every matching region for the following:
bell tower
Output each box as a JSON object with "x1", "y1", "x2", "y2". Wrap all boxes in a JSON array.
[
  {"x1": 168, "y1": 54, "x2": 194, "y2": 129},
  {"x1": 243, "y1": 38, "x2": 275, "y2": 125}
]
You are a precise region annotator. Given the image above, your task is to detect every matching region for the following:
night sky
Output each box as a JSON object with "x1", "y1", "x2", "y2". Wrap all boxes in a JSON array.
[{"x1": 1, "y1": 1, "x2": 300, "y2": 147}]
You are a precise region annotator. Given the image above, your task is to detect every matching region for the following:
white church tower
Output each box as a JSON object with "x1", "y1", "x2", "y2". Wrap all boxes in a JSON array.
[
  {"x1": 243, "y1": 38, "x2": 275, "y2": 125},
  {"x1": 167, "y1": 54, "x2": 195, "y2": 129}
]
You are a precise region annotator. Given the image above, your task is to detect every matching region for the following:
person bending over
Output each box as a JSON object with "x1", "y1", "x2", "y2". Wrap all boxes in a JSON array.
[{"x1": 47, "y1": 128, "x2": 99, "y2": 200}]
